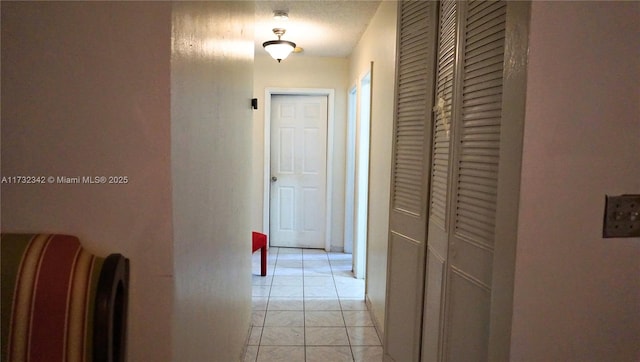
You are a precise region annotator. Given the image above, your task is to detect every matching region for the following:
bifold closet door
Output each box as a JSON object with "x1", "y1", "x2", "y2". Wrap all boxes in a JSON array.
[
  {"x1": 386, "y1": 1, "x2": 522, "y2": 361},
  {"x1": 425, "y1": 1, "x2": 509, "y2": 361},
  {"x1": 383, "y1": 1, "x2": 437, "y2": 361},
  {"x1": 422, "y1": 0, "x2": 458, "y2": 360}
]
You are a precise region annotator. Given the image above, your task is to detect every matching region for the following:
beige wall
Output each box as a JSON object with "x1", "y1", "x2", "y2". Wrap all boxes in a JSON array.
[
  {"x1": 511, "y1": 1, "x2": 640, "y2": 360},
  {"x1": 348, "y1": 1, "x2": 397, "y2": 334},
  {"x1": 171, "y1": 2, "x2": 255, "y2": 361},
  {"x1": 0, "y1": 2, "x2": 173, "y2": 360},
  {"x1": 252, "y1": 54, "x2": 349, "y2": 251}
]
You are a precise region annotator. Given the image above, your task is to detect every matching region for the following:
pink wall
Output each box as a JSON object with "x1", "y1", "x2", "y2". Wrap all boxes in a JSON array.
[
  {"x1": 511, "y1": 2, "x2": 640, "y2": 360},
  {"x1": 1, "y1": 3, "x2": 173, "y2": 360}
]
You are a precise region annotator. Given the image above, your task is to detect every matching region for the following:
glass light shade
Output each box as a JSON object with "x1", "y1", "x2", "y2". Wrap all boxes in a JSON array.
[{"x1": 263, "y1": 40, "x2": 296, "y2": 62}]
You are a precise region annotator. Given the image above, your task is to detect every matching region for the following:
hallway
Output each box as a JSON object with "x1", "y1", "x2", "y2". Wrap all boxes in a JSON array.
[{"x1": 245, "y1": 247, "x2": 382, "y2": 361}]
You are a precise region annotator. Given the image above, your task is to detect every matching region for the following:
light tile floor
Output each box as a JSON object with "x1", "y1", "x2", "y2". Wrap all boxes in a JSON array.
[{"x1": 245, "y1": 247, "x2": 383, "y2": 362}]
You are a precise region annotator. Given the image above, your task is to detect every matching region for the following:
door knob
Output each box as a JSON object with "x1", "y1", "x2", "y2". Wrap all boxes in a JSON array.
[{"x1": 271, "y1": 176, "x2": 278, "y2": 182}]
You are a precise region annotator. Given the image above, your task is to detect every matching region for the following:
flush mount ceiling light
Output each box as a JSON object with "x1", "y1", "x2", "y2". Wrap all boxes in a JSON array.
[
  {"x1": 273, "y1": 10, "x2": 289, "y2": 21},
  {"x1": 263, "y1": 28, "x2": 296, "y2": 63}
]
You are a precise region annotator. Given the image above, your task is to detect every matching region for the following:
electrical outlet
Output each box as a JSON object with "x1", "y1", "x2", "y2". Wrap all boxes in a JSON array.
[{"x1": 603, "y1": 194, "x2": 640, "y2": 238}]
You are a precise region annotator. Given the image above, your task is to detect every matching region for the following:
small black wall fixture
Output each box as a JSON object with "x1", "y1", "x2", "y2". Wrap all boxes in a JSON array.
[{"x1": 251, "y1": 98, "x2": 258, "y2": 110}]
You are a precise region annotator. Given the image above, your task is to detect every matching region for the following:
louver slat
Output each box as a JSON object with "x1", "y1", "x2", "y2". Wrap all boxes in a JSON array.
[
  {"x1": 392, "y1": 1, "x2": 432, "y2": 215},
  {"x1": 454, "y1": 0, "x2": 506, "y2": 246},
  {"x1": 429, "y1": 0, "x2": 457, "y2": 227}
]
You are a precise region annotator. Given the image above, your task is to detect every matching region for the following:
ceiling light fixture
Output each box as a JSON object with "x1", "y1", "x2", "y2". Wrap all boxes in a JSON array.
[
  {"x1": 262, "y1": 28, "x2": 296, "y2": 63},
  {"x1": 273, "y1": 10, "x2": 289, "y2": 21}
]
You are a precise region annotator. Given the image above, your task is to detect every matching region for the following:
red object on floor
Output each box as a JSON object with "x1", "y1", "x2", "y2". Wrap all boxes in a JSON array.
[{"x1": 252, "y1": 232, "x2": 268, "y2": 276}]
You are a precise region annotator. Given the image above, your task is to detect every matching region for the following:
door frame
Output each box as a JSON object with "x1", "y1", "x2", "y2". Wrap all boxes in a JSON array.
[
  {"x1": 344, "y1": 85, "x2": 357, "y2": 255},
  {"x1": 353, "y1": 68, "x2": 372, "y2": 280},
  {"x1": 263, "y1": 88, "x2": 335, "y2": 251}
]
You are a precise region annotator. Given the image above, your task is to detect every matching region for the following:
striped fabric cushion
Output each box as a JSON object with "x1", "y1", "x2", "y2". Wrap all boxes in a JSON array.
[{"x1": 1, "y1": 234, "x2": 104, "y2": 362}]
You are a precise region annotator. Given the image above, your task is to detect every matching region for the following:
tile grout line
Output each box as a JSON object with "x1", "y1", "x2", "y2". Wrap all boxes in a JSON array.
[
  {"x1": 256, "y1": 246, "x2": 277, "y2": 362},
  {"x1": 328, "y1": 250, "x2": 357, "y2": 361},
  {"x1": 302, "y1": 248, "x2": 307, "y2": 362}
]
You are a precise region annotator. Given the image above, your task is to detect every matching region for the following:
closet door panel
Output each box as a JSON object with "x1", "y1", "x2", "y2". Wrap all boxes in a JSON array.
[
  {"x1": 385, "y1": 1, "x2": 438, "y2": 361},
  {"x1": 421, "y1": 247, "x2": 445, "y2": 362},
  {"x1": 422, "y1": 1, "x2": 457, "y2": 360},
  {"x1": 444, "y1": 1, "x2": 507, "y2": 360}
]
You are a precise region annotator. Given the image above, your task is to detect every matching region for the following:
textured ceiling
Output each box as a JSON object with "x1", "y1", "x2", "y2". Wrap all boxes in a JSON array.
[{"x1": 255, "y1": 1, "x2": 382, "y2": 58}]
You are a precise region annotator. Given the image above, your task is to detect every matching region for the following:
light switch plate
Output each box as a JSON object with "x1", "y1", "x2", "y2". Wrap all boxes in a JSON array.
[{"x1": 603, "y1": 194, "x2": 640, "y2": 238}]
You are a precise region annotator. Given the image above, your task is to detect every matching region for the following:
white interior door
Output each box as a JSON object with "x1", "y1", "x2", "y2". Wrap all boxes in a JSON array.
[{"x1": 270, "y1": 95, "x2": 328, "y2": 249}]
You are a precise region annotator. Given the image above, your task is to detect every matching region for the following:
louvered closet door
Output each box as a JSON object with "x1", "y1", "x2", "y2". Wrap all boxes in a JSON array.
[
  {"x1": 439, "y1": 1, "x2": 508, "y2": 360},
  {"x1": 384, "y1": 1, "x2": 437, "y2": 361},
  {"x1": 422, "y1": 0, "x2": 457, "y2": 360}
]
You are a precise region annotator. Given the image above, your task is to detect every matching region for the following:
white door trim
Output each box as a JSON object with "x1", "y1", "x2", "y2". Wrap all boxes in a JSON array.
[
  {"x1": 354, "y1": 69, "x2": 372, "y2": 280},
  {"x1": 264, "y1": 88, "x2": 335, "y2": 251},
  {"x1": 344, "y1": 84, "x2": 358, "y2": 254}
]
